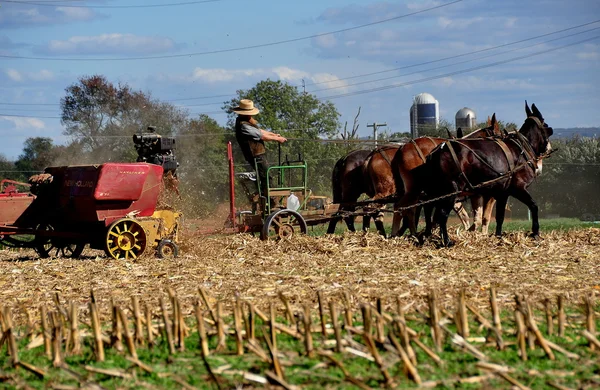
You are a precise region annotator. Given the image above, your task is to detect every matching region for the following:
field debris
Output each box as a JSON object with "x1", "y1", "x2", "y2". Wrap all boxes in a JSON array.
[{"x1": 0, "y1": 228, "x2": 598, "y2": 316}]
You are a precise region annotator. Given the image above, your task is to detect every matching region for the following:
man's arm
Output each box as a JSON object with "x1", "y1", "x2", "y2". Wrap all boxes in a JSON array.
[{"x1": 260, "y1": 129, "x2": 287, "y2": 143}]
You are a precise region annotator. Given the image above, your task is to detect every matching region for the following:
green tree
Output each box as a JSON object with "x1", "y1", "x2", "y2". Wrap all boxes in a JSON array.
[
  {"x1": 222, "y1": 79, "x2": 344, "y2": 196},
  {"x1": 14, "y1": 137, "x2": 58, "y2": 174},
  {"x1": 223, "y1": 79, "x2": 340, "y2": 139},
  {"x1": 416, "y1": 118, "x2": 455, "y2": 138},
  {"x1": 0, "y1": 154, "x2": 21, "y2": 181},
  {"x1": 176, "y1": 115, "x2": 231, "y2": 216},
  {"x1": 60, "y1": 75, "x2": 188, "y2": 163}
]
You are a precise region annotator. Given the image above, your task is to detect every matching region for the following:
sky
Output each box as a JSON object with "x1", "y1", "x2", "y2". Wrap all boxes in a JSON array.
[{"x1": 1, "y1": 0, "x2": 599, "y2": 160}]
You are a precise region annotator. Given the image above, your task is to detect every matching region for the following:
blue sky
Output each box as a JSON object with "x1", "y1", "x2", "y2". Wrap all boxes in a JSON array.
[{"x1": 1, "y1": 0, "x2": 599, "y2": 159}]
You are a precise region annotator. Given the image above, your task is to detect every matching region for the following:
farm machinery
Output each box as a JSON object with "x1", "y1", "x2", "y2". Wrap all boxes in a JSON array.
[
  {"x1": 0, "y1": 127, "x2": 181, "y2": 260},
  {"x1": 222, "y1": 142, "x2": 350, "y2": 240}
]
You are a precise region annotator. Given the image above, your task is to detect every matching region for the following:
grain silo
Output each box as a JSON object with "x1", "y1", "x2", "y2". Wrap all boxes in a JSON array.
[
  {"x1": 455, "y1": 107, "x2": 477, "y2": 131},
  {"x1": 410, "y1": 93, "x2": 439, "y2": 138}
]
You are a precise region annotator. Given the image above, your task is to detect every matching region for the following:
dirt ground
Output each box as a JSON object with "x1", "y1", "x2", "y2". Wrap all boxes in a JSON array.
[{"x1": 1, "y1": 228, "x2": 598, "y2": 323}]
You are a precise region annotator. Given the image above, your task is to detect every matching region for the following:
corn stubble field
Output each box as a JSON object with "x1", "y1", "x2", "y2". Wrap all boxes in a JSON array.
[{"x1": 0, "y1": 226, "x2": 599, "y2": 389}]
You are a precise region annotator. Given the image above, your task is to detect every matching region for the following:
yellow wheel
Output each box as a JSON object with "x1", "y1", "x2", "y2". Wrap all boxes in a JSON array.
[{"x1": 104, "y1": 219, "x2": 147, "y2": 260}]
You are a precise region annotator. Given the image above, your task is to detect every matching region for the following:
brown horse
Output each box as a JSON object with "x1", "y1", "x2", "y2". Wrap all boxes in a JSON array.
[
  {"x1": 459, "y1": 116, "x2": 502, "y2": 234},
  {"x1": 389, "y1": 117, "x2": 500, "y2": 238},
  {"x1": 327, "y1": 149, "x2": 372, "y2": 234},
  {"x1": 401, "y1": 102, "x2": 552, "y2": 246},
  {"x1": 361, "y1": 144, "x2": 400, "y2": 236}
]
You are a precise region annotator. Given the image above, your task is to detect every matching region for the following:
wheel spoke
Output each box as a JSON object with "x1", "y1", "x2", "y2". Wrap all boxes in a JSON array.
[
  {"x1": 130, "y1": 251, "x2": 137, "y2": 260},
  {"x1": 109, "y1": 231, "x2": 119, "y2": 237}
]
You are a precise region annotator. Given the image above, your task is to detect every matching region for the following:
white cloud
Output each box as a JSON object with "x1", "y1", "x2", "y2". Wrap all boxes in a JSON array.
[
  {"x1": 39, "y1": 33, "x2": 176, "y2": 55},
  {"x1": 0, "y1": 116, "x2": 45, "y2": 130},
  {"x1": 55, "y1": 7, "x2": 95, "y2": 20},
  {"x1": 432, "y1": 75, "x2": 536, "y2": 91},
  {"x1": 6, "y1": 69, "x2": 22, "y2": 82},
  {"x1": 3, "y1": 68, "x2": 54, "y2": 82},
  {"x1": 577, "y1": 51, "x2": 599, "y2": 60},
  {"x1": 156, "y1": 66, "x2": 350, "y2": 92},
  {"x1": 0, "y1": 4, "x2": 102, "y2": 29},
  {"x1": 314, "y1": 34, "x2": 337, "y2": 49}
]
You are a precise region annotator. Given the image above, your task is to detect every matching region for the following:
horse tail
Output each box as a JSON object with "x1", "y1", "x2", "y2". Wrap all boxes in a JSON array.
[{"x1": 362, "y1": 152, "x2": 376, "y2": 198}]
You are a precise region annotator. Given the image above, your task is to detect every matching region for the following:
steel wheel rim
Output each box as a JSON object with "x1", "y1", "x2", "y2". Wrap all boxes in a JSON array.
[{"x1": 106, "y1": 220, "x2": 146, "y2": 260}]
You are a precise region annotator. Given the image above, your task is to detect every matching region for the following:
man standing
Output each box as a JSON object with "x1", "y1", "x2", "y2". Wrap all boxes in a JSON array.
[{"x1": 233, "y1": 99, "x2": 287, "y2": 202}]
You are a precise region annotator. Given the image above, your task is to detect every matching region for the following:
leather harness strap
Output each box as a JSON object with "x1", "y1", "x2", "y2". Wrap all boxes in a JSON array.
[
  {"x1": 375, "y1": 147, "x2": 394, "y2": 166},
  {"x1": 410, "y1": 139, "x2": 428, "y2": 163},
  {"x1": 444, "y1": 140, "x2": 476, "y2": 190},
  {"x1": 493, "y1": 139, "x2": 515, "y2": 172}
]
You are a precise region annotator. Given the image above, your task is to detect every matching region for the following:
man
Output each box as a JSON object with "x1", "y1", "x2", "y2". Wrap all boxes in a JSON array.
[{"x1": 233, "y1": 99, "x2": 287, "y2": 204}]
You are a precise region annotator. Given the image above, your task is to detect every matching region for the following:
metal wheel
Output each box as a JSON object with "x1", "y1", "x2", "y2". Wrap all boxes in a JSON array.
[
  {"x1": 157, "y1": 239, "x2": 179, "y2": 259},
  {"x1": 105, "y1": 219, "x2": 147, "y2": 260},
  {"x1": 34, "y1": 224, "x2": 85, "y2": 259},
  {"x1": 260, "y1": 209, "x2": 307, "y2": 241}
]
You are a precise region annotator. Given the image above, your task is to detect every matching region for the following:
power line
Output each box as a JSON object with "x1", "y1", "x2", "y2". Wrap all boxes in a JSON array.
[
  {"x1": 318, "y1": 35, "x2": 600, "y2": 100},
  {"x1": 1, "y1": 35, "x2": 596, "y2": 119},
  {"x1": 0, "y1": 0, "x2": 463, "y2": 61},
  {"x1": 2, "y1": 0, "x2": 220, "y2": 8},
  {"x1": 2, "y1": 18, "x2": 596, "y2": 107},
  {"x1": 308, "y1": 26, "x2": 600, "y2": 94},
  {"x1": 306, "y1": 19, "x2": 600, "y2": 87}
]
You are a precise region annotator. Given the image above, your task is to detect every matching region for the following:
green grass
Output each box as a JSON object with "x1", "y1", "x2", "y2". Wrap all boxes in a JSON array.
[
  {"x1": 306, "y1": 217, "x2": 595, "y2": 237},
  {"x1": 2, "y1": 308, "x2": 598, "y2": 389}
]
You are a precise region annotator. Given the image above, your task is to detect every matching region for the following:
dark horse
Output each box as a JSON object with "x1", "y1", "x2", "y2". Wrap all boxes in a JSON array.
[
  {"x1": 389, "y1": 117, "x2": 501, "y2": 238},
  {"x1": 327, "y1": 149, "x2": 372, "y2": 234},
  {"x1": 400, "y1": 102, "x2": 552, "y2": 246}
]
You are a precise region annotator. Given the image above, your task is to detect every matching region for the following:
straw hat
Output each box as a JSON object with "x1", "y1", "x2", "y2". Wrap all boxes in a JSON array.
[{"x1": 232, "y1": 99, "x2": 260, "y2": 116}]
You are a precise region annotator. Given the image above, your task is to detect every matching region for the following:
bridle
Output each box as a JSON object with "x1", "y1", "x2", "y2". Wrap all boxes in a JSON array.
[{"x1": 526, "y1": 116, "x2": 550, "y2": 147}]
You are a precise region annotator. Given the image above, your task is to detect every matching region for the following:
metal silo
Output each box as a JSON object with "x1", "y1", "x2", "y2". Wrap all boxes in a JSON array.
[
  {"x1": 410, "y1": 93, "x2": 439, "y2": 138},
  {"x1": 455, "y1": 107, "x2": 477, "y2": 131}
]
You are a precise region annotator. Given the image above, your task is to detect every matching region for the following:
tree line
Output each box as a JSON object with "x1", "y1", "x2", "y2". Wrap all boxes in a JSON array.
[{"x1": 1, "y1": 75, "x2": 598, "y2": 219}]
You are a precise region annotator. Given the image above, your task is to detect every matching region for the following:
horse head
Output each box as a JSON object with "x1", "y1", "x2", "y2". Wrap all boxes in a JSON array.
[{"x1": 521, "y1": 101, "x2": 553, "y2": 156}]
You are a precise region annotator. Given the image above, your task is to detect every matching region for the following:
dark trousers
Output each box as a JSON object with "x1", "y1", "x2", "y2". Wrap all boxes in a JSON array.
[{"x1": 253, "y1": 154, "x2": 269, "y2": 197}]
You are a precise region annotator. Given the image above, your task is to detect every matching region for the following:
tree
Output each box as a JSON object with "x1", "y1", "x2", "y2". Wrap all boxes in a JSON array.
[
  {"x1": 417, "y1": 118, "x2": 455, "y2": 138},
  {"x1": 176, "y1": 115, "x2": 231, "y2": 216},
  {"x1": 223, "y1": 79, "x2": 340, "y2": 139},
  {"x1": 14, "y1": 137, "x2": 58, "y2": 174},
  {"x1": 0, "y1": 154, "x2": 21, "y2": 181},
  {"x1": 222, "y1": 79, "x2": 344, "y2": 196},
  {"x1": 60, "y1": 75, "x2": 188, "y2": 163}
]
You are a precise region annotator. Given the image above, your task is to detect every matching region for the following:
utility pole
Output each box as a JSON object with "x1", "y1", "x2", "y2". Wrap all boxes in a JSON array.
[{"x1": 367, "y1": 122, "x2": 387, "y2": 147}]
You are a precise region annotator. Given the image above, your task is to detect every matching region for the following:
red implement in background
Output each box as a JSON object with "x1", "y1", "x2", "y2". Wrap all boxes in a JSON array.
[{"x1": 0, "y1": 180, "x2": 34, "y2": 227}]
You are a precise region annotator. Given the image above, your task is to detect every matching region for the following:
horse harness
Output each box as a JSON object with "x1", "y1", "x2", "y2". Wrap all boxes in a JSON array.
[
  {"x1": 410, "y1": 137, "x2": 439, "y2": 163},
  {"x1": 373, "y1": 145, "x2": 399, "y2": 166},
  {"x1": 442, "y1": 118, "x2": 547, "y2": 191}
]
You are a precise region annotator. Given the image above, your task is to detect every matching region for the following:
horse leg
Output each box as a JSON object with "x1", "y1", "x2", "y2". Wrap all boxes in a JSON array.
[
  {"x1": 481, "y1": 196, "x2": 496, "y2": 235},
  {"x1": 391, "y1": 202, "x2": 403, "y2": 237},
  {"x1": 494, "y1": 195, "x2": 509, "y2": 237},
  {"x1": 469, "y1": 196, "x2": 483, "y2": 231},
  {"x1": 511, "y1": 189, "x2": 540, "y2": 237},
  {"x1": 454, "y1": 201, "x2": 470, "y2": 230},
  {"x1": 362, "y1": 215, "x2": 371, "y2": 232},
  {"x1": 345, "y1": 214, "x2": 357, "y2": 232},
  {"x1": 374, "y1": 211, "x2": 387, "y2": 238},
  {"x1": 422, "y1": 204, "x2": 434, "y2": 237},
  {"x1": 436, "y1": 199, "x2": 456, "y2": 247},
  {"x1": 327, "y1": 217, "x2": 339, "y2": 234}
]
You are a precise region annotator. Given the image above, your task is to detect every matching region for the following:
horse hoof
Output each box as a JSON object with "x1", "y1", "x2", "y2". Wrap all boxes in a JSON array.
[{"x1": 529, "y1": 233, "x2": 541, "y2": 240}]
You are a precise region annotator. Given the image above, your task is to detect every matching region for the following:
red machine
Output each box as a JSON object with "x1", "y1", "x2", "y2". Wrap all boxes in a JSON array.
[
  {"x1": 0, "y1": 180, "x2": 34, "y2": 227},
  {"x1": 0, "y1": 163, "x2": 180, "y2": 260}
]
